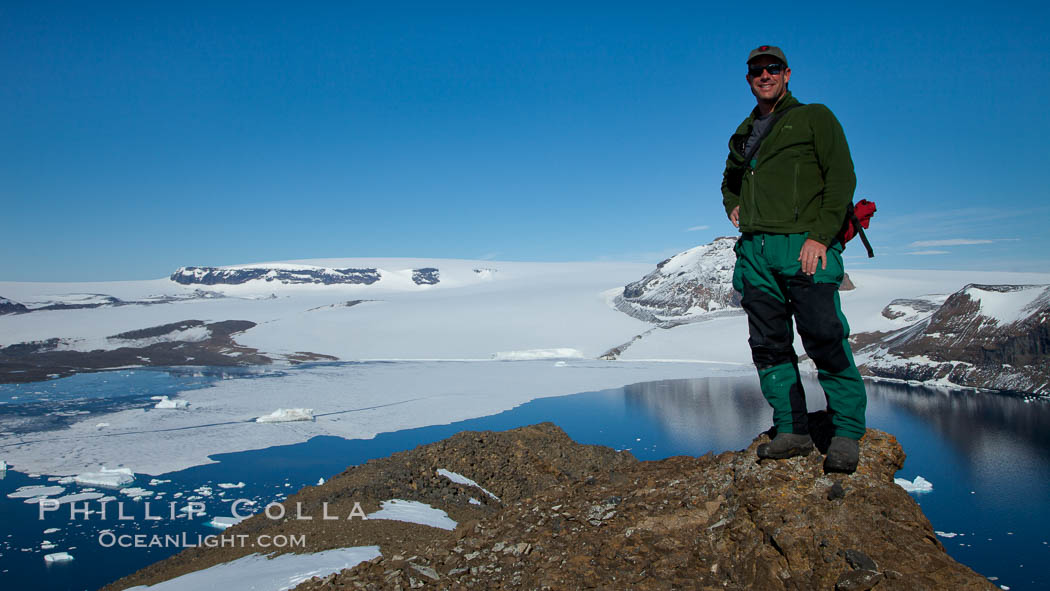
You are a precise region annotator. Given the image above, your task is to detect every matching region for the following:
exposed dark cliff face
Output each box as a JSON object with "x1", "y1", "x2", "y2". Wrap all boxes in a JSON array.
[
  {"x1": 0, "y1": 297, "x2": 28, "y2": 315},
  {"x1": 104, "y1": 423, "x2": 993, "y2": 591},
  {"x1": 171, "y1": 266, "x2": 383, "y2": 286},
  {"x1": 171, "y1": 265, "x2": 447, "y2": 286},
  {"x1": 858, "y1": 284, "x2": 1050, "y2": 395},
  {"x1": 412, "y1": 268, "x2": 440, "y2": 285}
]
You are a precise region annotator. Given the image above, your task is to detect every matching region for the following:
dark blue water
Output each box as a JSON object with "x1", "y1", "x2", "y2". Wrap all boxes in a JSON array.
[{"x1": 1, "y1": 368, "x2": 1047, "y2": 590}]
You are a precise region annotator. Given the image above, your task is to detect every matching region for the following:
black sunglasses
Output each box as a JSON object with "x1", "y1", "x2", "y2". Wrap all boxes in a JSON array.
[{"x1": 748, "y1": 63, "x2": 785, "y2": 77}]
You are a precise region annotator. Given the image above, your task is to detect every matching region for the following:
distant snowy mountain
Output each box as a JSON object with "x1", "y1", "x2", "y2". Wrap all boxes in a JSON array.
[
  {"x1": 613, "y1": 237, "x2": 856, "y2": 327},
  {"x1": 171, "y1": 264, "x2": 455, "y2": 286},
  {"x1": 856, "y1": 284, "x2": 1050, "y2": 395},
  {"x1": 613, "y1": 237, "x2": 741, "y2": 326},
  {"x1": 0, "y1": 296, "x2": 28, "y2": 315}
]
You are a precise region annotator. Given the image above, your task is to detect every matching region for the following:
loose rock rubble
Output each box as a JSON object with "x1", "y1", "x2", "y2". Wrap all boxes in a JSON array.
[{"x1": 105, "y1": 422, "x2": 994, "y2": 591}]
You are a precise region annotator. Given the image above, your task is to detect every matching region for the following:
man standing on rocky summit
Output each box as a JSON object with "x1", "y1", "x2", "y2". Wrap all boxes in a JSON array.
[{"x1": 721, "y1": 45, "x2": 867, "y2": 473}]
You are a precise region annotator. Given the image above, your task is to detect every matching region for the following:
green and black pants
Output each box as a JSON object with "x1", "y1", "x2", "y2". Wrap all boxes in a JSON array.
[{"x1": 732, "y1": 232, "x2": 866, "y2": 440}]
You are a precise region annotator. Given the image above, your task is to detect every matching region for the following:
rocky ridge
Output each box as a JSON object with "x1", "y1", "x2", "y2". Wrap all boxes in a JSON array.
[
  {"x1": 857, "y1": 283, "x2": 1050, "y2": 395},
  {"x1": 0, "y1": 290, "x2": 223, "y2": 315},
  {"x1": 105, "y1": 423, "x2": 993, "y2": 591},
  {"x1": 0, "y1": 296, "x2": 28, "y2": 315},
  {"x1": 171, "y1": 265, "x2": 444, "y2": 286}
]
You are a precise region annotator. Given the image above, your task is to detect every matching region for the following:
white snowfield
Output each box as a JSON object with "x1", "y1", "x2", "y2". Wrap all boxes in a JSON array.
[
  {"x1": 963, "y1": 284, "x2": 1049, "y2": 326},
  {"x1": 1, "y1": 257, "x2": 1048, "y2": 480},
  {"x1": 123, "y1": 546, "x2": 382, "y2": 591}
]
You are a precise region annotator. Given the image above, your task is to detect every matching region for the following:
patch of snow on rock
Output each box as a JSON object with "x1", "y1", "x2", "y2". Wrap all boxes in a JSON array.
[
  {"x1": 121, "y1": 546, "x2": 381, "y2": 591},
  {"x1": 366, "y1": 499, "x2": 457, "y2": 530},
  {"x1": 437, "y1": 468, "x2": 500, "y2": 501}
]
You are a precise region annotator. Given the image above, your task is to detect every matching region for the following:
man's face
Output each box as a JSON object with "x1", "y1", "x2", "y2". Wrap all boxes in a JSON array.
[{"x1": 746, "y1": 55, "x2": 791, "y2": 104}]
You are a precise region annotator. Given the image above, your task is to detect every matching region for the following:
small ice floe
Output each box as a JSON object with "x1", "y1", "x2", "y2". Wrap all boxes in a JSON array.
[
  {"x1": 367, "y1": 499, "x2": 457, "y2": 531},
  {"x1": 41, "y1": 541, "x2": 56, "y2": 550},
  {"x1": 119, "y1": 487, "x2": 155, "y2": 500},
  {"x1": 255, "y1": 408, "x2": 314, "y2": 423},
  {"x1": 153, "y1": 396, "x2": 189, "y2": 410},
  {"x1": 44, "y1": 552, "x2": 73, "y2": 563},
  {"x1": 7, "y1": 485, "x2": 65, "y2": 499},
  {"x1": 894, "y1": 475, "x2": 933, "y2": 493},
  {"x1": 49, "y1": 492, "x2": 104, "y2": 505},
  {"x1": 217, "y1": 482, "x2": 245, "y2": 489},
  {"x1": 437, "y1": 468, "x2": 500, "y2": 501},
  {"x1": 148, "y1": 478, "x2": 171, "y2": 486},
  {"x1": 936, "y1": 531, "x2": 960, "y2": 538},
  {"x1": 195, "y1": 486, "x2": 214, "y2": 497},
  {"x1": 68, "y1": 467, "x2": 134, "y2": 488},
  {"x1": 205, "y1": 515, "x2": 249, "y2": 530},
  {"x1": 43, "y1": 528, "x2": 60, "y2": 535}
]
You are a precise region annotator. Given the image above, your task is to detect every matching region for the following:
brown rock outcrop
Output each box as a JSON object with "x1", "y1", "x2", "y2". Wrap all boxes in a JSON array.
[{"x1": 104, "y1": 423, "x2": 993, "y2": 591}]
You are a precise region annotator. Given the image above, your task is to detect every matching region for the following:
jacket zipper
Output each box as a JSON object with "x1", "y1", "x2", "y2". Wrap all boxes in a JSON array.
[
  {"x1": 748, "y1": 168, "x2": 756, "y2": 226},
  {"x1": 793, "y1": 161, "x2": 800, "y2": 221}
]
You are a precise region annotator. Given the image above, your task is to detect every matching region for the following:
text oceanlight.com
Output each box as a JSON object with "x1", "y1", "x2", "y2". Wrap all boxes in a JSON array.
[{"x1": 98, "y1": 532, "x2": 306, "y2": 549}]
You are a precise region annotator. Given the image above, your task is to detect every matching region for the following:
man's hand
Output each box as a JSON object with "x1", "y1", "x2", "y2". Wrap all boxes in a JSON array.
[
  {"x1": 798, "y1": 239, "x2": 827, "y2": 275},
  {"x1": 729, "y1": 206, "x2": 740, "y2": 228}
]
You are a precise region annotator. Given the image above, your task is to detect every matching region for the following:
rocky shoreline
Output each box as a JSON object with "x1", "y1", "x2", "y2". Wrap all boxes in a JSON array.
[
  {"x1": 103, "y1": 422, "x2": 994, "y2": 591},
  {"x1": 0, "y1": 319, "x2": 336, "y2": 384}
]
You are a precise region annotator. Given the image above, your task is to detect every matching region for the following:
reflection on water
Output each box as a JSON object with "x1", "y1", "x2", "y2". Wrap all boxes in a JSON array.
[{"x1": 1, "y1": 369, "x2": 1047, "y2": 590}]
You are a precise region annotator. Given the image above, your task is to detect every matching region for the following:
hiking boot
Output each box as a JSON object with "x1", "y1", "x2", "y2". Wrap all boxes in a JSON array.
[
  {"x1": 757, "y1": 433, "x2": 814, "y2": 460},
  {"x1": 824, "y1": 436, "x2": 860, "y2": 474}
]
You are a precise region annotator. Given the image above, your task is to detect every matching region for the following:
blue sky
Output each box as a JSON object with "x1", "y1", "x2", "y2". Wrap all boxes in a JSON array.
[{"x1": 3, "y1": 1, "x2": 1048, "y2": 281}]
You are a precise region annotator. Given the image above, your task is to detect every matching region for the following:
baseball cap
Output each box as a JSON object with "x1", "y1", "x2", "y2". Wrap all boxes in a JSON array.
[{"x1": 747, "y1": 45, "x2": 788, "y2": 66}]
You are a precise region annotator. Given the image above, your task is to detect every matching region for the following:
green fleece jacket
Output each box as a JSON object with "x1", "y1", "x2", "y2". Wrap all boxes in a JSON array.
[{"x1": 721, "y1": 92, "x2": 856, "y2": 246}]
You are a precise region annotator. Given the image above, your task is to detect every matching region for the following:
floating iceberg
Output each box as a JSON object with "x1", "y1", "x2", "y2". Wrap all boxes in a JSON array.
[
  {"x1": 894, "y1": 475, "x2": 933, "y2": 493},
  {"x1": 255, "y1": 408, "x2": 314, "y2": 423},
  {"x1": 217, "y1": 482, "x2": 245, "y2": 489},
  {"x1": 7, "y1": 485, "x2": 65, "y2": 499},
  {"x1": 70, "y1": 467, "x2": 135, "y2": 488},
  {"x1": 205, "y1": 515, "x2": 249, "y2": 530},
  {"x1": 44, "y1": 552, "x2": 74, "y2": 563}
]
